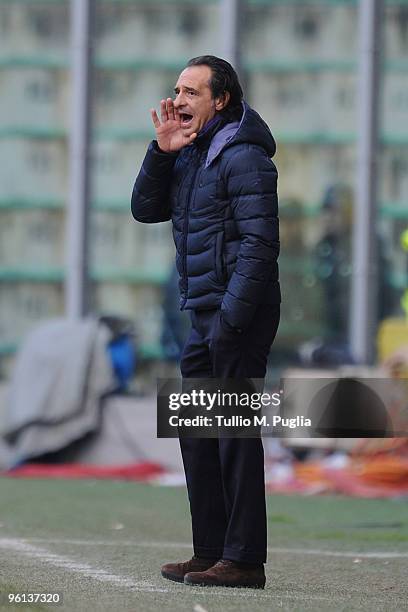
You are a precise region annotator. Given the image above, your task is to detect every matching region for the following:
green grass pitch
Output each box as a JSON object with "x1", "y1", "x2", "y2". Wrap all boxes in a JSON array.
[{"x1": 0, "y1": 478, "x2": 407, "y2": 611}]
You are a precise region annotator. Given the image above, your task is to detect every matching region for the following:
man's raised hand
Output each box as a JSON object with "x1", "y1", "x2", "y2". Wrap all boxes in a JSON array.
[{"x1": 150, "y1": 98, "x2": 197, "y2": 153}]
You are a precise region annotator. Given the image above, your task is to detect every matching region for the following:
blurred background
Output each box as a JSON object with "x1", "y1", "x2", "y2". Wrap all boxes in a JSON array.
[
  {"x1": 0, "y1": 0, "x2": 407, "y2": 483},
  {"x1": 1, "y1": 8, "x2": 408, "y2": 602},
  {"x1": 0, "y1": 0, "x2": 407, "y2": 377}
]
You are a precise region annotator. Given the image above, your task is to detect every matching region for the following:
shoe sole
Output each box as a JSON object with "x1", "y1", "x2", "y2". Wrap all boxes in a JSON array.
[
  {"x1": 161, "y1": 570, "x2": 185, "y2": 583},
  {"x1": 183, "y1": 576, "x2": 265, "y2": 589}
]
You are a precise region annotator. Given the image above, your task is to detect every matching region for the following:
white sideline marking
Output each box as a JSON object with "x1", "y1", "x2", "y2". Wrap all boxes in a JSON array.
[
  {"x1": 3, "y1": 537, "x2": 401, "y2": 604},
  {"x1": 0, "y1": 536, "x2": 334, "y2": 603},
  {"x1": 0, "y1": 538, "x2": 167, "y2": 594},
  {"x1": 19, "y1": 538, "x2": 408, "y2": 559}
]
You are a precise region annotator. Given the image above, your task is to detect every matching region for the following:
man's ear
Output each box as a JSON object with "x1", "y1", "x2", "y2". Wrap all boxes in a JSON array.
[{"x1": 215, "y1": 91, "x2": 230, "y2": 112}]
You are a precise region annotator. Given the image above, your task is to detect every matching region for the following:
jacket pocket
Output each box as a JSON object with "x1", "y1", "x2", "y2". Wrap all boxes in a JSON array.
[{"x1": 214, "y1": 231, "x2": 226, "y2": 283}]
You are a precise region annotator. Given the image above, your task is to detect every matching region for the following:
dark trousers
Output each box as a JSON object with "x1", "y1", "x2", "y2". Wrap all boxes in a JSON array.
[{"x1": 179, "y1": 304, "x2": 280, "y2": 564}]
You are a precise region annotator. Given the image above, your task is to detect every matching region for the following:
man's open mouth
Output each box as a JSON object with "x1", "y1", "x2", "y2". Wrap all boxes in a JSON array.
[{"x1": 180, "y1": 113, "x2": 193, "y2": 126}]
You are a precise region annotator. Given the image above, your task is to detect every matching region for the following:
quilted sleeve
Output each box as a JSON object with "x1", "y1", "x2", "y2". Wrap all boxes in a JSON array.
[
  {"x1": 131, "y1": 141, "x2": 178, "y2": 223},
  {"x1": 221, "y1": 144, "x2": 280, "y2": 330}
]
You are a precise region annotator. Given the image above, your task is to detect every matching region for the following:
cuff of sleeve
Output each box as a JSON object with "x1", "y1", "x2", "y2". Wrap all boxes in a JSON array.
[
  {"x1": 142, "y1": 141, "x2": 179, "y2": 176},
  {"x1": 151, "y1": 140, "x2": 179, "y2": 156},
  {"x1": 220, "y1": 312, "x2": 243, "y2": 334},
  {"x1": 220, "y1": 301, "x2": 257, "y2": 333}
]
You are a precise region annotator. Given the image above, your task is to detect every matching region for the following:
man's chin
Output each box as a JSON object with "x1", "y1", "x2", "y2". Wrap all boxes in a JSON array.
[{"x1": 181, "y1": 125, "x2": 196, "y2": 136}]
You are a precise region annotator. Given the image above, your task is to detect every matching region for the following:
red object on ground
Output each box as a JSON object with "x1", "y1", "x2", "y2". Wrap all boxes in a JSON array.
[{"x1": 3, "y1": 462, "x2": 166, "y2": 481}]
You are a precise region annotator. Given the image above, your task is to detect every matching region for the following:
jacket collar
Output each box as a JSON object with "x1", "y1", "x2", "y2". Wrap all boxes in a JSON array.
[
  {"x1": 194, "y1": 114, "x2": 226, "y2": 151},
  {"x1": 204, "y1": 101, "x2": 248, "y2": 168}
]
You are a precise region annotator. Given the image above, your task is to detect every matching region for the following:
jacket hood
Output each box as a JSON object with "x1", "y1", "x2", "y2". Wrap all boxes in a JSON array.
[{"x1": 205, "y1": 101, "x2": 276, "y2": 168}]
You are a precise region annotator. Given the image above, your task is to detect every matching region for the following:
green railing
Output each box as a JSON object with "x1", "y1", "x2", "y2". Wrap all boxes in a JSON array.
[
  {"x1": 0, "y1": 0, "x2": 217, "y2": 5},
  {"x1": 1, "y1": 126, "x2": 408, "y2": 146},
  {"x1": 1, "y1": 0, "x2": 408, "y2": 6},
  {"x1": 0, "y1": 267, "x2": 167, "y2": 284},
  {"x1": 2, "y1": 197, "x2": 407, "y2": 218},
  {"x1": 0, "y1": 260, "x2": 406, "y2": 286},
  {"x1": 1, "y1": 56, "x2": 408, "y2": 73}
]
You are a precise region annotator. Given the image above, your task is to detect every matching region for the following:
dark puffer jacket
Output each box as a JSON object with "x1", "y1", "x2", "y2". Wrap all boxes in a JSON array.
[{"x1": 131, "y1": 101, "x2": 280, "y2": 331}]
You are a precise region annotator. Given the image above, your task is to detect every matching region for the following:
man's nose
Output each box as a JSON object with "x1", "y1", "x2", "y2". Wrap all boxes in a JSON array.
[{"x1": 174, "y1": 92, "x2": 185, "y2": 108}]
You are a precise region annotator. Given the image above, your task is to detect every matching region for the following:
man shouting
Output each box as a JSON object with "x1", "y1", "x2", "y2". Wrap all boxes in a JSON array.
[{"x1": 131, "y1": 55, "x2": 280, "y2": 589}]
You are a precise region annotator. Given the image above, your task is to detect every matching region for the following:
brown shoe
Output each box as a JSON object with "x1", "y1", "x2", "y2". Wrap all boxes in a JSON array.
[
  {"x1": 161, "y1": 555, "x2": 219, "y2": 583},
  {"x1": 184, "y1": 559, "x2": 266, "y2": 589}
]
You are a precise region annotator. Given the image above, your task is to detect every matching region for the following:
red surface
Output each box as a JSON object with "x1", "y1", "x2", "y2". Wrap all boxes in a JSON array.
[{"x1": 3, "y1": 461, "x2": 166, "y2": 481}]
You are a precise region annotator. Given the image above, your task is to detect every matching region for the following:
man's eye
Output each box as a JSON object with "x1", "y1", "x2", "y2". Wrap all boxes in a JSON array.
[{"x1": 187, "y1": 91, "x2": 196, "y2": 96}]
